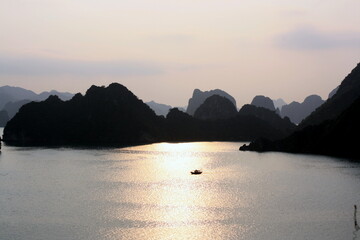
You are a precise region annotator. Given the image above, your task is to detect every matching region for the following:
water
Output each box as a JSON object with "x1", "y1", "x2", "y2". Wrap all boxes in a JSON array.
[{"x1": 1, "y1": 130, "x2": 360, "y2": 239}]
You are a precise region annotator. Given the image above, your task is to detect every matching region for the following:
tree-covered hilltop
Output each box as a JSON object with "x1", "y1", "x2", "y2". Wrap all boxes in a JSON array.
[{"x1": 2, "y1": 83, "x2": 296, "y2": 146}]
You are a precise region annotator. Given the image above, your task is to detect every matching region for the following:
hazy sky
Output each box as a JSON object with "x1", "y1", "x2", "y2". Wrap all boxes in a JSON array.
[{"x1": 1, "y1": 0, "x2": 359, "y2": 107}]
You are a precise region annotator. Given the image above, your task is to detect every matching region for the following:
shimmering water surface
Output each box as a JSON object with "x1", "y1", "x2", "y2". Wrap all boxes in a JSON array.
[{"x1": 1, "y1": 130, "x2": 360, "y2": 239}]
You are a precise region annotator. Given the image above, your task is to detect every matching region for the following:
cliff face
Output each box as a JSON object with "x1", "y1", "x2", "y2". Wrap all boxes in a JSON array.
[
  {"x1": 280, "y1": 95, "x2": 324, "y2": 124},
  {"x1": 194, "y1": 95, "x2": 237, "y2": 120},
  {"x1": 250, "y1": 95, "x2": 275, "y2": 111},
  {"x1": 186, "y1": 89, "x2": 236, "y2": 116}
]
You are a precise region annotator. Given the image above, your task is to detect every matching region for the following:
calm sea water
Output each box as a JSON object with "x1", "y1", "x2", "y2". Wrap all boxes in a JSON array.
[{"x1": 1, "y1": 128, "x2": 360, "y2": 240}]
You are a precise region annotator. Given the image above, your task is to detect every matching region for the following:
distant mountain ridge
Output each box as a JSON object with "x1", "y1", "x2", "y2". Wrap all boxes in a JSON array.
[
  {"x1": 273, "y1": 98, "x2": 287, "y2": 111},
  {"x1": 0, "y1": 86, "x2": 74, "y2": 126},
  {"x1": 280, "y1": 95, "x2": 324, "y2": 124},
  {"x1": 0, "y1": 85, "x2": 74, "y2": 109},
  {"x1": 145, "y1": 101, "x2": 185, "y2": 117},
  {"x1": 145, "y1": 101, "x2": 172, "y2": 116},
  {"x1": 0, "y1": 86, "x2": 38, "y2": 109}
]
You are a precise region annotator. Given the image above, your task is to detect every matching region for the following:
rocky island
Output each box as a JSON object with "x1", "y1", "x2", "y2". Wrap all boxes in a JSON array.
[{"x1": 2, "y1": 83, "x2": 296, "y2": 146}]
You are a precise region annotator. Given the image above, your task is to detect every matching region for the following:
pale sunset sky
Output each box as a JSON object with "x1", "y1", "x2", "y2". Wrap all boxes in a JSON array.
[{"x1": 0, "y1": 0, "x2": 359, "y2": 107}]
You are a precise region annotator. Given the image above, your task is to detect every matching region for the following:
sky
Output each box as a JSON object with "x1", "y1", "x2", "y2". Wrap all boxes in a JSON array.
[{"x1": 0, "y1": 0, "x2": 359, "y2": 107}]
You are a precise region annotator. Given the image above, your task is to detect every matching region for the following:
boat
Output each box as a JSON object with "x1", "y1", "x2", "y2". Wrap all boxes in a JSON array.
[{"x1": 191, "y1": 169, "x2": 202, "y2": 175}]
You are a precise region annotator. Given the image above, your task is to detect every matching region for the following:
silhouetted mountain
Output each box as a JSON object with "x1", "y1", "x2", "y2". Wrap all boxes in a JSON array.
[
  {"x1": 240, "y1": 96, "x2": 360, "y2": 160},
  {"x1": 328, "y1": 86, "x2": 339, "y2": 99},
  {"x1": 186, "y1": 89, "x2": 236, "y2": 116},
  {"x1": 37, "y1": 90, "x2": 73, "y2": 101},
  {"x1": 250, "y1": 95, "x2": 275, "y2": 111},
  {"x1": 194, "y1": 95, "x2": 237, "y2": 120},
  {"x1": 146, "y1": 101, "x2": 172, "y2": 116},
  {"x1": 165, "y1": 108, "x2": 203, "y2": 141},
  {"x1": 239, "y1": 104, "x2": 295, "y2": 133},
  {"x1": 240, "y1": 62, "x2": 360, "y2": 159},
  {"x1": 0, "y1": 110, "x2": 9, "y2": 127},
  {"x1": 0, "y1": 86, "x2": 37, "y2": 109},
  {"x1": 273, "y1": 98, "x2": 287, "y2": 111},
  {"x1": 3, "y1": 83, "x2": 297, "y2": 146},
  {"x1": 3, "y1": 83, "x2": 164, "y2": 146},
  {"x1": 280, "y1": 95, "x2": 324, "y2": 124},
  {"x1": 300, "y1": 63, "x2": 360, "y2": 128},
  {"x1": 166, "y1": 108, "x2": 295, "y2": 142},
  {"x1": 0, "y1": 85, "x2": 74, "y2": 111}
]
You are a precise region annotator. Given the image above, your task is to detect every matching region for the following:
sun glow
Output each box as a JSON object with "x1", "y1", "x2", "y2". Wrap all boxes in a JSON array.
[
  {"x1": 155, "y1": 142, "x2": 211, "y2": 151},
  {"x1": 152, "y1": 142, "x2": 206, "y2": 175}
]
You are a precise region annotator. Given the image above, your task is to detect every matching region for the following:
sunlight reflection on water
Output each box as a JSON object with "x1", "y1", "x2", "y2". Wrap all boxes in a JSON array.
[
  {"x1": 97, "y1": 142, "x2": 255, "y2": 239},
  {"x1": 0, "y1": 141, "x2": 360, "y2": 240}
]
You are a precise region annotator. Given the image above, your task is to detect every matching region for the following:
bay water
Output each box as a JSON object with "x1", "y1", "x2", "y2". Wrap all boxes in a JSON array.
[{"x1": 1, "y1": 128, "x2": 360, "y2": 239}]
